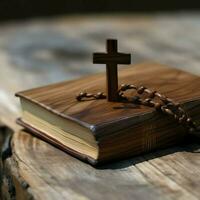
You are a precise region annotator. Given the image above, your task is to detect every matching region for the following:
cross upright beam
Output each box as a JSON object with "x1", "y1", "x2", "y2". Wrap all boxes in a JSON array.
[{"x1": 93, "y1": 39, "x2": 131, "y2": 102}]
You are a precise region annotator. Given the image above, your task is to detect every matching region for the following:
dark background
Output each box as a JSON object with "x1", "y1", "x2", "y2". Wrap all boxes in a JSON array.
[{"x1": 0, "y1": 0, "x2": 200, "y2": 21}]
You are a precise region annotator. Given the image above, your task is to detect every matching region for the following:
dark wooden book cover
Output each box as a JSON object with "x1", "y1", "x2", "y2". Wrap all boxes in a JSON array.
[{"x1": 16, "y1": 62, "x2": 200, "y2": 165}]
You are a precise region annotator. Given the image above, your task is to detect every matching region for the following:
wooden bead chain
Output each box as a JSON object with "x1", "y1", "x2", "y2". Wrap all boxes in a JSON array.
[
  {"x1": 76, "y1": 92, "x2": 106, "y2": 101},
  {"x1": 76, "y1": 84, "x2": 200, "y2": 137}
]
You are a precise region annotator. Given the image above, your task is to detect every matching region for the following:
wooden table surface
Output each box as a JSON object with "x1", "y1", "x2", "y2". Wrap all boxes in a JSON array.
[{"x1": 0, "y1": 13, "x2": 200, "y2": 200}]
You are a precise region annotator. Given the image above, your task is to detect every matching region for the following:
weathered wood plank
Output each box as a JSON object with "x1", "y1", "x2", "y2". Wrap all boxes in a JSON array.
[
  {"x1": 4, "y1": 131, "x2": 169, "y2": 200},
  {"x1": 0, "y1": 14, "x2": 200, "y2": 199}
]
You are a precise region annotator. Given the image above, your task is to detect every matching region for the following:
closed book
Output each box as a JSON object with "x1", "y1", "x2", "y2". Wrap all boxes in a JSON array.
[{"x1": 16, "y1": 63, "x2": 200, "y2": 165}]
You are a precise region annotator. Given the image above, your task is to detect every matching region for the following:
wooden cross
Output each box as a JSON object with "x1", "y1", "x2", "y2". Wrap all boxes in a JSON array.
[{"x1": 93, "y1": 39, "x2": 131, "y2": 102}]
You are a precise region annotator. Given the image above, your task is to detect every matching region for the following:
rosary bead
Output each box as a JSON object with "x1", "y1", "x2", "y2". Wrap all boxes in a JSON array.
[
  {"x1": 164, "y1": 108, "x2": 174, "y2": 116},
  {"x1": 146, "y1": 100, "x2": 154, "y2": 107},
  {"x1": 155, "y1": 92, "x2": 162, "y2": 98},
  {"x1": 143, "y1": 98, "x2": 152, "y2": 105},
  {"x1": 160, "y1": 96, "x2": 168, "y2": 103},
  {"x1": 79, "y1": 92, "x2": 87, "y2": 96},
  {"x1": 96, "y1": 92, "x2": 106, "y2": 99},
  {"x1": 186, "y1": 118, "x2": 192, "y2": 125},
  {"x1": 166, "y1": 98, "x2": 173, "y2": 102},
  {"x1": 120, "y1": 84, "x2": 128, "y2": 91},
  {"x1": 154, "y1": 102, "x2": 161, "y2": 110},
  {"x1": 76, "y1": 92, "x2": 85, "y2": 101},
  {"x1": 148, "y1": 91, "x2": 156, "y2": 98},
  {"x1": 137, "y1": 86, "x2": 146, "y2": 94},
  {"x1": 129, "y1": 84, "x2": 137, "y2": 89},
  {"x1": 96, "y1": 92, "x2": 104, "y2": 98},
  {"x1": 86, "y1": 93, "x2": 93, "y2": 98}
]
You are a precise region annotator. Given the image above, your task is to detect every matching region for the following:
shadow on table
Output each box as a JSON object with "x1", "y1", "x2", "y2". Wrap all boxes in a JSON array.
[{"x1": 97, "y1": 136, "x2": 200, "y2": 170}]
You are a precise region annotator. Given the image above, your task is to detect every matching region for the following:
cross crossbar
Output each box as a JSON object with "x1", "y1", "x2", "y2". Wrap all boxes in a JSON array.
[{"x1": 93, "y1": 53, "x2": 131, "y2": 64}]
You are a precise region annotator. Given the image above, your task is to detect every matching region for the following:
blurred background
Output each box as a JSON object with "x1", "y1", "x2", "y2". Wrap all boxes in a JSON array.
[
  {"x1": 0, "y1": 0, "x2": 200, "y2": 21},
  {"x1": 1, "y1": 0, "x2": 200, "y2": 122}
]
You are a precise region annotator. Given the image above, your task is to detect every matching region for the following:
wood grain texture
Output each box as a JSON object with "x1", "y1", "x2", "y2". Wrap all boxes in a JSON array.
[
  {"x1": 16, "y1": 63, "x2": 200, "y2": 131},
  {"x1": 2, "y1": 130, "x2": 200, "y2": 200},
  {"x1": 1, "y1": 14, "x2": 200, "y2": 199},
  {"x1": 16, "y1": 63, "x2": 200, "y2": 164}
]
